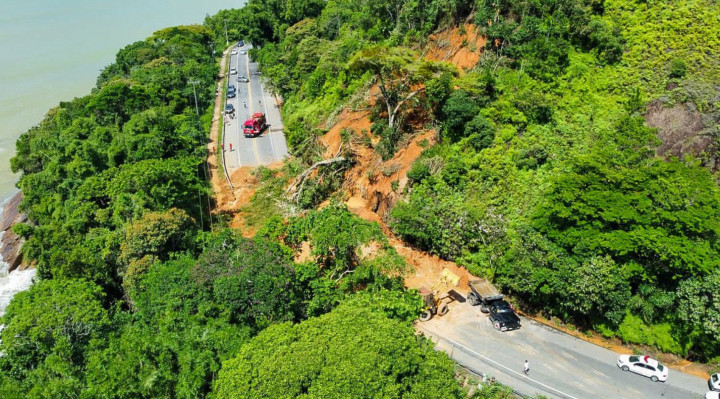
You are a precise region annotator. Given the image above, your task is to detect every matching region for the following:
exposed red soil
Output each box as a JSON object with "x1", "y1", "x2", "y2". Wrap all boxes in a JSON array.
[
  {"x1": 320, "y1": 107, "x2": 477, "y2": 292},
  {"x1": 316, "y1": 24, "x2": 491, "y2": 291},
  {"x1": 425, "y1": 24, "x2": 486, "y2": 74}
]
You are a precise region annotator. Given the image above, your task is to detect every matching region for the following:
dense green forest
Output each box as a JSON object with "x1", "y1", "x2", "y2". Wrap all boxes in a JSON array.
[
  {"x1": 210, "y1": 0, "x2": 720, "y2": 362},
  {"x1": 2, "y1": 0, "x2": 720, "y2": 397},
  {"x1": 392, "y1": 0, "x2": 720, "y2": 361},
  {"x1": 0, "y1": 19, "x2": 470, "y2": 397}
]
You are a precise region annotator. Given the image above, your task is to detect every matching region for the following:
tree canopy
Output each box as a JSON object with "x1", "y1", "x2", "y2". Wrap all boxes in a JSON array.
[{"x1": 213, "y1": 300, "x2": 462, "y2": 399}]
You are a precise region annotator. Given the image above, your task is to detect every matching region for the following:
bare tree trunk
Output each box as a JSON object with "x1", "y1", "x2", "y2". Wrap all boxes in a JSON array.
[
  {"x1": 286, "y1": 157, "x2": 347, "y2": 202},
  {"x1": 388, "y1": 88, "x2": 424, "y2": 129}
]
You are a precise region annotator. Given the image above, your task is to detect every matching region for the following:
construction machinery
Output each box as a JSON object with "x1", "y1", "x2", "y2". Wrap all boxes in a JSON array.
[{"x1": 418, "y1": 268, "x2": 460, "y2": 322}]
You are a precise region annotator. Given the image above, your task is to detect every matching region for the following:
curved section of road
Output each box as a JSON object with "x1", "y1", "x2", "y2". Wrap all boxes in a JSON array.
[
  {"x1": 420, "y1": 302, "x2": 707, "y2": 399},
  {"x1": 222, "y1": 43, "x2": 288, "y2": 171}
]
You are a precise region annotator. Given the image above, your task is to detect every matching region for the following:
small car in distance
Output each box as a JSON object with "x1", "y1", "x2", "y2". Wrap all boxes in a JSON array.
[
  {"x1": 224, "y1": 104, "x2": 235, "y2": 114},
  {"x1": 616, "y1": 355, "x2": 668, "y2": 382},
  {"x1": 237, "y1": 75, "x2": 249, "y2": 83},
  {"x1": 227, "y1": 85, "x2": 236, "y2": 98},
  {"x1": 229, "y1": 68, "x2": 237, "y2": 75},
  {"x1": 231, "y1": 49, "x2": 238, "y2": 55},
  {"x1": 237, "y1": 40, "x2": 245, "y2": 47},
  {"x1": 240, "y1": 50, "x2": 247, "y2": 55},
  {"x1": 709, "y1": 373, "x2": 720, "y2": 391}
]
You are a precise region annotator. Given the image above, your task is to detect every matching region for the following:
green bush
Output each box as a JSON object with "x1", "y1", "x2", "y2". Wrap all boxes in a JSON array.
[
  {"x1": 617, "y1": 313, "x2": 684, "y2": 355},
  {"x1": 464, "y1": 114, "x2": 495, "y2": 151},
  {"x1": 407, "y1": 160, "x2": 431, "y2": 182},
  {"x1": 669, "y1": 58, "x2": 687, "y2": 79},
  {"x1": 213, "y1": 302, "x2": 462, "y2": 399},
  {"x1": 442, "y1": 90, "x2": 479, "y2": 142}
]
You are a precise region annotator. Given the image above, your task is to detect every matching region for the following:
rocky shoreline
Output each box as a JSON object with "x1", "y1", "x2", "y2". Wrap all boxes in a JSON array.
[{"x1": 0, "y1": 191, "x2": 26, "y2": 273}]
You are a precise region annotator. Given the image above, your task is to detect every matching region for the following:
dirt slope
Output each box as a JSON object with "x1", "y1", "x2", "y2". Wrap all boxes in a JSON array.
[
  {"x1": 317, "y1": 24, "x2": 487, "y2": 291},
  {"x1": 425, "y1": 24, "x2": 486, "y2": 74}
]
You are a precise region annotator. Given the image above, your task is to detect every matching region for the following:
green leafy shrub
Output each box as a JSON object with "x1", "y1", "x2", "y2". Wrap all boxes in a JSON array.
[
  {"x1": 464, "y1": 114, "x2": 495, "y2": 151},
  {"x1": 617, "y1": 313, "x2": 684, "y2": 355},
  {"x1": 213, "y1": 302, "x2": 462, "y2": 399},
  {"x1": 669, "y1": 58, "x2": 687, "y2": 79},
  {"x1": 442, "y1": 90, "x2": 479, "y2": 142}
]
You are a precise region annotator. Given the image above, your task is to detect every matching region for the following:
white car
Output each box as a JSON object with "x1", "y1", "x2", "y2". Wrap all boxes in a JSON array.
[
  {"x1": 709, "y1": 373, "x2": 720, "y2": 391},
  {"x1": 706, "y1": 391, "x2": 720, "y2": 399},
  {"x1": 229, "y1": 68, "x2": 237, "y2": 75},
  {"x1": 616, "y1": 355, "x2": 668, "y2": 382},
  {"x1": 240, "y1": 50, "x2": 247, "y2": 55},
  {"x1": 231, "y1": 49, "x2": 238, "y2": 55}
]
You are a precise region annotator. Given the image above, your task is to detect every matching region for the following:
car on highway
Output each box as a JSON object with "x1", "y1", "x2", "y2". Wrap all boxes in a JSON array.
[
  {"x1": 706, "y1": 391, "x2": 720, "y2": 399},
  {"x1": 225, "y1": 104, "x2": 234, "y2": 114},
  {"x1": 227, "y1": 90, "x2": 235, "y2": 98},
  {"x1": 229, "y1": 68, "x2": 237, "y2": 75},
  {"x1": 237, "y1": 75, "x2": 249, "y2": 83},
  {"x1": 710, "y1": 373, "x2": 720, "y2": 391},
  {"x1": 616, "y1": 355, "x2": 668, "y2": 382},
  {"x1": 240, "y1": 50, "x2": 247, "y2": 55},
  {"x1": 231, "y1": 49, "x2": 238, "y2": 55},
  {"x1": 488, "y1": 300, "x2": 521, "y2": 331},
  {"x1": 237, "y1": 40, "x2": 245, "y2": 47}
]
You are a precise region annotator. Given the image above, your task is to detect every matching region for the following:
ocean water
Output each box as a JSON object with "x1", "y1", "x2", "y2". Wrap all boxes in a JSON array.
[
  {"x1": 0, "y1": 0, "x2": 241, "y2": 317},
  {"x1": 0, "y1": 0, "x2": 240, "y2": 203}
]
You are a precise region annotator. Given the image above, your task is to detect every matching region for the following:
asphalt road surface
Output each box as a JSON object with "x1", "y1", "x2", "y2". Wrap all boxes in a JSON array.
[
  {"x1": 222, "y1": 43, "x2": 288, "y2": 169},
  {"x1": 420, "y1": 301, "x2": 708, "y2": 399}
]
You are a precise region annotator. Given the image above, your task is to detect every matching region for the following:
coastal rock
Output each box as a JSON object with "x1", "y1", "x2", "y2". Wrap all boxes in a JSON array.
[{"x1": 1, "y1": 191, "x2": 27, "y2": 273}]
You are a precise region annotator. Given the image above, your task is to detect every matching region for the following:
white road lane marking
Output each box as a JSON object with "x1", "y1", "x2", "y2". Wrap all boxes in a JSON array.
[
  {"x1": 257, "y1": 76, "x2": 277, "y2": 160},
  {"x1": 419, "y1": 326, "x2": 581, "y2": 399},
  {"x1": 245, "y1": 51, "x2": 260, "y2": 165}
]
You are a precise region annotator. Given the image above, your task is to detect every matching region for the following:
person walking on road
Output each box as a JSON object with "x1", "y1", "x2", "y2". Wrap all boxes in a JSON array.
[
  {"x1": 221, "y1": 144, "x2": 224, "y2": 152},
  {"x1": 243, "y1": 100, "x2": 247, "y2": 108},
  {"x1": 229, "y1": 143, "x2": 233, "y2": 152},
  {"x1": 523, "y1": 360, "x2": 530, "y2": 376}
]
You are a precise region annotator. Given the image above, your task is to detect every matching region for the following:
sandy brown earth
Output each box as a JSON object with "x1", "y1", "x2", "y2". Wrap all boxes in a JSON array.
[{"x1": 425, "y1": 24, "x2": 486, "y2": 73}]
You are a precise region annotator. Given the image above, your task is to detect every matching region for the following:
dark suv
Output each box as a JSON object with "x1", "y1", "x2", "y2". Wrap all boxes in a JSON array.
[{"x1": 488, "y1": 300, "x2": 521, "y2": 331}]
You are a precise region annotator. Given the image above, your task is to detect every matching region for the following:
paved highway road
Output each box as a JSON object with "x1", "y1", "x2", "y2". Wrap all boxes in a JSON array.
[
  {"x1": 222, "y1": 43, "x2": 288, "y2": 169},
  {"x1": 421, "y1": 302, "x2": 708, "y2": 399}
]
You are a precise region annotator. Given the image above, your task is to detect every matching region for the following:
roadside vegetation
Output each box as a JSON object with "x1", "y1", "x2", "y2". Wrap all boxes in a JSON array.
[
  {"x1": 1, "y1": 0, "x2": 719, "y2": 398},
  {"x1": 210, "y1": 0, "x2": 720, "y2": 366}
]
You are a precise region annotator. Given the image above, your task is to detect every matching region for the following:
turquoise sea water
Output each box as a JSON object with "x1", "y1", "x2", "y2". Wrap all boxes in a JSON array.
[{"x1": 0, "y1": 0, "x2": 240, "y2": 203}]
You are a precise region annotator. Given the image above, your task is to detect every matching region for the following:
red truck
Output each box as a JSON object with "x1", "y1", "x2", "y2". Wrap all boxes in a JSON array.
[{"x1": 243, "y1": 112, "x2": 268, "y2": 137}]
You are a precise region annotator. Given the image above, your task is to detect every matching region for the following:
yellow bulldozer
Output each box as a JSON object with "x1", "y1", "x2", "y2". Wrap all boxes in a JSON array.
[{"x1": 418, "y1": 268, "x2": 460, "y2": 322}]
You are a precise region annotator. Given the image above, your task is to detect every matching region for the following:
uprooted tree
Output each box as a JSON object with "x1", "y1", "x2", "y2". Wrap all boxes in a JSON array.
[{"x1": 348, "y1": 46, "x2": 457, "y2": 128}]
